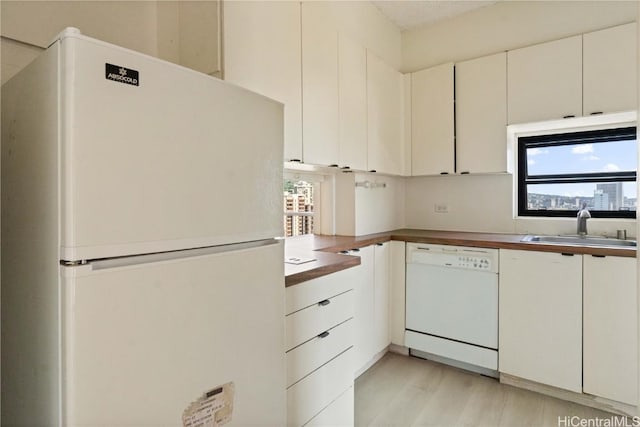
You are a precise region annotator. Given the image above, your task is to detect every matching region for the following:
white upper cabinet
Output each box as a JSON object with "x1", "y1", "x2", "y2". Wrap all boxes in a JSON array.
[
  {"x1": 507, "y1": 36, "x2": 582, "y2": 124},
  {"x1": 367, "y1": 52, "x2": 404, "y2": 175},
  {"x1": 583, "y1": 255, "x2": 637, "y2": 406},
  {"x1": 456, "y1": 52, "x2": 507, "y2": 174},
  {"x1": 411, "y1": 63, "x2": 455, "y2": 176},
  {"x1": 301, "y1": 2, "x2": 339, "y2": 166},
  {"x1": 583, "y1": 23, "x2": 638, "y2": 116},
  {"x1": 338, "y1": 35, "x2": 367, "y2": 171},
  {"x1": 223, "y1": 1, "x2": 302, "y2": 161}
]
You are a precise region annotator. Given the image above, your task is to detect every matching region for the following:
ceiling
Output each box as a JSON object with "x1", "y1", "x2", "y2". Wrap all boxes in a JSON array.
[{"x1": 371, "y1": 0, "x2": 500, "y2": 31}]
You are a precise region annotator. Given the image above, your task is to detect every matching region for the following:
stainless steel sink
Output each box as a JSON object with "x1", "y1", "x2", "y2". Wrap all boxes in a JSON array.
[{"x1": 521, "y1": 234, "x2": 637, "y2": 248}]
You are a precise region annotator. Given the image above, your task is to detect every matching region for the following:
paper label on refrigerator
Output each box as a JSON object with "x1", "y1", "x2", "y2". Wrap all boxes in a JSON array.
[
  {"x1": 182, "y1": 382, "x2": 234, "y2": 427},
  {"x1": 105, "y1": 63, "x2": 139, "y2": 86}
]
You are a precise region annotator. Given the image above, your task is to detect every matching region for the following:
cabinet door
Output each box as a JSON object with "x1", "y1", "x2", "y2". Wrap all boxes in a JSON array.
[
  {"x1": 367, "y1": 52, "x2": 404, "y2": 175},
  {"x1": 389, "y1": 241, "x2": 406, "y2": 346},
  {"x1": 301, "y1": 2, "x2": 339, "y2": 166},
  {"x1": 373, "y1": 242, "x2": 390, "y2": 354},
  {"x1": 456, "y1": 53, "x2": 507, "y2": 174},
  {"x1": 411, "y1": 63, "x2": 454, "y2": 176},
  {"x1": 583, "y1": 23, "x2": 638, "y2": 116},
  {"x1": 352, "y1": 246, "x2": 375, "y2": 376},
  {"x1": 499, "y1": 250, "x2": 582, "y2": 393},
  {"x1": 305, "y1": 386, "x2": 353, "y2": 427},
  {"x1": 223, "y1": 1, "x2": 302, "y2": 161},
  {"x1": 583, "y1": 255, "x2": 637, "y2": 405},
  {"x1": 507, "y1": 36, "x2": 582, "y2": 124},
  {"x1": 338, "y1": 35, "x2": 367, "y2": 171}
]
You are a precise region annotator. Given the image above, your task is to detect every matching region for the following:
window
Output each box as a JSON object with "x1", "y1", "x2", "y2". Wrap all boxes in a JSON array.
[
  {"x1": 517, "y1": 126, "x2": 637, "y2": 218},
  {"x1": 283, "y1": 179, "x2": 315, "y2": 237}
]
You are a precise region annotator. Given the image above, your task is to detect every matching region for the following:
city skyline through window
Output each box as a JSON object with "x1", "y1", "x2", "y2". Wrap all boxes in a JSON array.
[
  {"x1": 283, "y1": 179, "x2": 314, "y2": 237},
  {"x1": 518, "y1": 126, "x2": 637, "y2": 217},
  {"x1": 526, "y1": 139, "x2": 636, "y2": 204}
]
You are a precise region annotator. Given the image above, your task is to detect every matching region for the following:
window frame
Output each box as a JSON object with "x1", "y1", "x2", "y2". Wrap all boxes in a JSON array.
[{"x1": 516, "y1": 126, "x2": 637, "y2": 219}]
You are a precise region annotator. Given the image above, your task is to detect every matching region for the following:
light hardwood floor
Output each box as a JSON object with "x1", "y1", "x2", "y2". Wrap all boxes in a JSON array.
[{"x1": 355, "y1": 352, "x2": 619, "y2": 427}]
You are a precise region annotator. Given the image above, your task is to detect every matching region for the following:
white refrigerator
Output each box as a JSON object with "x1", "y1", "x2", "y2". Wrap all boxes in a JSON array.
[{"x1": 2, "y1": 28, "x2": 286, "y2": 426}]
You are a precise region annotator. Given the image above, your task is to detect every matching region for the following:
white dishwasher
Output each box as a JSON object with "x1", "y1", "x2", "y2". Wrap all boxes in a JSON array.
[{"x1": 405, "y1": 243, "x2": 499, "y2": 376}]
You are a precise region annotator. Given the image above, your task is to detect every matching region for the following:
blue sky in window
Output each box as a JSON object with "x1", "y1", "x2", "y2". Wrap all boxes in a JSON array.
[{"x1": 526, "y1": 139, "x2": 637, "y2": 198}]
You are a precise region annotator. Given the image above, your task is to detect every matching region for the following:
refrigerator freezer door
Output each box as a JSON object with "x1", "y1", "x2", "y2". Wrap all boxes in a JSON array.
[
  {"x1": 59, "y1": 33, "x2": 284, "y2": 261},
  {"x1": 61, "y1": 241, "x2": 285, "y2": 426}
]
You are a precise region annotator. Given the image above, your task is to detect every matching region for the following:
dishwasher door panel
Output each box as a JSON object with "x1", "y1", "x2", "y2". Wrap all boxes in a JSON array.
[{"x1": 405, "y1": 264, "x2": 498, "y2": 349}]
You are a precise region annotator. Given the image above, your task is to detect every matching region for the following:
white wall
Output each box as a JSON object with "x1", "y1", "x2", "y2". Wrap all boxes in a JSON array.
[
  {"x1": 334, "y1": 172, "x2": 405, "y2": 236},
  {"x1": 405, "y1": 174, "x2": 636, "y2": 238},
  {"x1": 1, "y1": 1, "x2": 160, "y2": 54},
  {"x1": 325, "y1": 1, "x2": 402, "y2": 70},
  {"x1": 406, "y1": 174, "x2": 514, "y2": 233},
  {"x1": 355, "y1": 173, "x2": 405, "y2": 235},
  {"x1": 403, "y1": 1, "x2": 638, "y2": 73},
  {"x1": 1, "y1": 1, "x2": 220, "y2": 85},
  {"x1": 1, "y1": 1, "x2": 159, "y2": 84}
]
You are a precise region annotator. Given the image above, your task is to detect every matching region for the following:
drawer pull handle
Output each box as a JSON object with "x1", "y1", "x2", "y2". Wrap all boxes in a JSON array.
[
  {"x1": 318, "y1": 299, "x2": 331, "y2": 307},
  {"x1": 318, "y1": 331, "x2": 330, "y2": 339}
]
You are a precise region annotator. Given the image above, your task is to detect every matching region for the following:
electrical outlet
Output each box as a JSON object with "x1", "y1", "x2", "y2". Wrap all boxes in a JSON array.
[{"x1": 434, "y1": 204, "x2": 449, "y2": 213}]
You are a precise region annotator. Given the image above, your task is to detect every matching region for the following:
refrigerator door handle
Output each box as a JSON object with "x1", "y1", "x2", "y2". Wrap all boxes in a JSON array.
[{"x1": 89, "y1": 239, "x2": 279, "y2": 271}]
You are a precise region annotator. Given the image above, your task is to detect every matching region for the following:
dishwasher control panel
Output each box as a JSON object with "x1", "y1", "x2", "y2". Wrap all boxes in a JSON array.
[{"x1": 406, "y1": 243, "x2": 499, "y2": 273}]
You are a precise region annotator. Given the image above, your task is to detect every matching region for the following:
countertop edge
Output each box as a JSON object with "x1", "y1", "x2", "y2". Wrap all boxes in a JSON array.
[
  {"x1": 284, "y1": 229, "x2": 636, "y2": 287},
  {"x1": 284, "y1": 255, "x2": 360, "y2": 287}
]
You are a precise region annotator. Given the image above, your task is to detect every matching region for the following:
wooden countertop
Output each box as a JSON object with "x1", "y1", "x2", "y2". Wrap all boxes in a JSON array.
[
  {"x1": 284, "y1": 249, "x2": 361, "y2": 287},
  {"x1": 284, "y1": 229, "x2": 636, "y2": 287}
]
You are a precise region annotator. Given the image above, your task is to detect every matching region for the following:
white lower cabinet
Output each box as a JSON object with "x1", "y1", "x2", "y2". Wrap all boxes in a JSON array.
[
  {"x1": 373, "y1": 242, "x2": 391, "y2": 355},
  {"x1": 285, "y1": 267, "x2": 355, "y2": 426},
  {"x1": 583, "y1": 255, "x2": 638, "y2": 405},
  {"x1": 286, "y1": 319, "x2": 353, "y2": 388},
  {"x1": 500, "y1": 249, "x2": 637, "y2": 406},
  {"x1": 389, "y1": 241, "x2": 406, "y2": 346},
  {"x1": 499, "y1": 249, "x2": 583, "y2": 393},
  {"x1": 287, "y1": 348, "x2": 353, "y2": 426},
  {"x1": 305, "y1": 386, "x2": 354, "y2": 427},
  {"x1": 285, "y1": 290, "x2": 353, "y2": 351},
  {"x1": 352, "y1": 244, "x2": 393, "y2": 376},
  {"x1": 352, "y1": 246, "x2": 375, "y2": 374}
]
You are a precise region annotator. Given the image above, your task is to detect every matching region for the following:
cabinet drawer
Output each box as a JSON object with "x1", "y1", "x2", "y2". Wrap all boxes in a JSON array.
[
  {"x1": 286, "y1": 319, "x2": 353, "y2": 387},
  {"x1": 285, "y1": 290, "x2": 353, "y2": 351},
  {"x1": 305, "y1": 386, "x2": 354, "y2": 427},
  {"x1": 286, "y1": 267, "x2": 355, "y2": 315},
  {"x1": 287, "y1": 347, "x2": 353, "y2": 427}
]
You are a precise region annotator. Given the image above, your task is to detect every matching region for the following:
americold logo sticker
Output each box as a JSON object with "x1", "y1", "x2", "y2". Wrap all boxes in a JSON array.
[{"x1": 105, "y1": 63, "x2": 139, "y2": 86}]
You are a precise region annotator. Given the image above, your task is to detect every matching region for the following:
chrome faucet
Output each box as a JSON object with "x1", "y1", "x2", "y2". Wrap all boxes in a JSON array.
[{"x1": 577, "y1": 203, "x2": 591, "y2": 236}]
